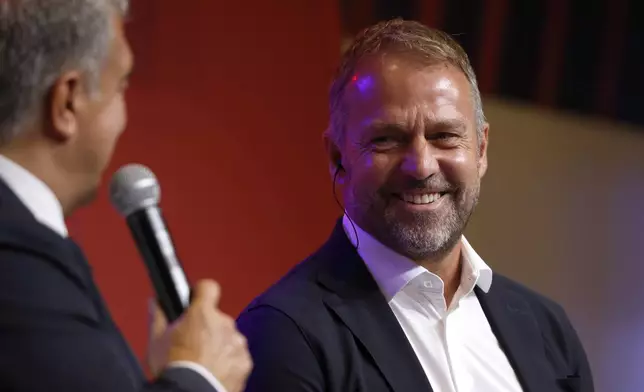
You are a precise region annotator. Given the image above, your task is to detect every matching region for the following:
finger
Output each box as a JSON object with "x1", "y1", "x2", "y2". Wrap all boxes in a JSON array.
[
  {"x1": 149, "y1": 298, "x2": 168, "y2": 339},
  {"x1": 190, "y1": 279, "x2": 221, "y2": 307}
]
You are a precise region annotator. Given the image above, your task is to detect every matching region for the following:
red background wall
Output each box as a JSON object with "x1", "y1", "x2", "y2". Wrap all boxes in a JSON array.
[{"x1": 66, "y1": 0, "x2": 341, "y2": 360}]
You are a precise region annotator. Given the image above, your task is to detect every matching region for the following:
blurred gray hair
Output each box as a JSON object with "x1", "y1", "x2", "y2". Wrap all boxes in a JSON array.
[
  {"x1": 327, "y1": 19, "x2": 486, "y2": 148},
  {"x1": 0, "y1": 0, "x2": 130, "y2": 144}
]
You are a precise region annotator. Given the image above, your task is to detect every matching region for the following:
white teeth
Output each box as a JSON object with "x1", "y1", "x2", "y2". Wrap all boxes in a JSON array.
[{"x1": 401, "y1": 193, "x2": 442, "y2": 205}]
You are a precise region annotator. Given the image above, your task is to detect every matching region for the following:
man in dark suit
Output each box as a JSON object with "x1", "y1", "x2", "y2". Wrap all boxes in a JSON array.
[
  {"x1": 237, "y1": 19, "x2": 594, "y2": 392},
  {"x1": 0, "y1": 1, "x2": 251, "y2": 391}
]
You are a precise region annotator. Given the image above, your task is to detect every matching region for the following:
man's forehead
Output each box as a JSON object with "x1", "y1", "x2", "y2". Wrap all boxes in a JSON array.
[
  {"x1": 342, "y1": 56, "x2": 475, "y2": 129},
  {"x1": 347, "y1": 59, "x2": 465, "y2": 102},
  {"x1": 343, "y1": 58, "x2": 390, "y2": 105},
  {"x1": 108, "y1": 15, "x2": 133, "y2": 71}
]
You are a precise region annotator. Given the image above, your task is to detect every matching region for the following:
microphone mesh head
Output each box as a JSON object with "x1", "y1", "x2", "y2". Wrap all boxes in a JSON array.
[{"x1": 109, "y1": 163, "x2": 161, "y2": 216}]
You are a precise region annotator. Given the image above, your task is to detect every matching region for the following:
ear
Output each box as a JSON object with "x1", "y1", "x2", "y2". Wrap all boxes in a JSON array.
[
  {"x1": 46, "y1": 70, "x2": 86, "y2": 142},
  {"x1": 477, "y1": 123, "x2": 490, "y2": 178},
  {"x1": 323, "y1": 130, "x2": 345, "y2": 181}
]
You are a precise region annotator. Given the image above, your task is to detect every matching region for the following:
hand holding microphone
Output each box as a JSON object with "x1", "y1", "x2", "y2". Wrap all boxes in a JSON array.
[
  {"x1": 149, "y1": 280, "x2": 252, "y2": 392},
  {"x1": 110, "y1": 164, "x2": 252, "y2": 392}
]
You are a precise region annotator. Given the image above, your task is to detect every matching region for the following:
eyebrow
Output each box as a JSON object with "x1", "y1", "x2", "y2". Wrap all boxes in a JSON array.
[
  {"x1": 430, "y1": 119, "x2": 467, "y2": 132},
  {"x1": 367, "y1": 121, "x2": 407, "y2": 132}
]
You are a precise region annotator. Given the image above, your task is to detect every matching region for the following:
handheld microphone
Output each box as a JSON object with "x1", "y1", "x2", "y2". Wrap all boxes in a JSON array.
[{"x1": 109, "y1": 163, "x2": 190, "y2": 323}]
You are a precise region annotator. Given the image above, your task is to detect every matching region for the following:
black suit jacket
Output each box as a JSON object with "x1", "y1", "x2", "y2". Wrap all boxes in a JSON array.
[
  {"x1": 237, "y1": 220, "x2": 594, "y2": 392},
  {"x1": 0, "y1": 180, "x2": 216, "y2": 392}
]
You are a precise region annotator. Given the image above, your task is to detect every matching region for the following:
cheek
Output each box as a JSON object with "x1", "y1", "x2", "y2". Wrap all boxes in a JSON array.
[
  {"x1": 346, "y1": 153, "x2": 393, "y2": 194},
  {"x1": 99, "y1": 94, "x2": 126, "y2": 138},
  {"x1": 84, "y1": 95, "x2": 126, "y2": 171},
  {"x1": 92, "y1": 95, "x2": 126, "y2": 153},
  {"x1": 440, "y1": 149, "x2": 480, "y2": 185}
]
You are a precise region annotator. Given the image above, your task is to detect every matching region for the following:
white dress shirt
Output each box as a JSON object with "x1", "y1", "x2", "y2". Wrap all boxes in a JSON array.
[
  {"x1": 343, "y1": 215, "x2": 523, "y2": 392},
  {"x1": 0, "y1": 154, "x2": 226, "y2": 392}
]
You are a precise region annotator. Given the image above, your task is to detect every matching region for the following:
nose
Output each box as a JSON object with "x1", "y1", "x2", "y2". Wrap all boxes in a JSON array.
[{"x1": 400, "y1": 138, "x2": 439, "y2": 180}]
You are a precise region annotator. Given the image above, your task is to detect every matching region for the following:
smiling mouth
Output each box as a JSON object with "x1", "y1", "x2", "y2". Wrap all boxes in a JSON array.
[{"x1": 394, "y1": 192, "x2": 448, "y2": 205}]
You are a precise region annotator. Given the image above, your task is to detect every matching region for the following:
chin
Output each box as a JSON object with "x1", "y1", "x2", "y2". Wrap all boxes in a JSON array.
[
  {"x1": 392, "y1": 229, "x2": 461, "y2": 261},
  {"x1": 383, "y1": 209, "x2": 460, "y2": 248},
  {"x1": 74, "y1": 186, "x2": 100, "y2": 211}
]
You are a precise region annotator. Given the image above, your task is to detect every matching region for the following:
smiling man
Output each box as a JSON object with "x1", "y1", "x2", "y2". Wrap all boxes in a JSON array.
[{"x1": 237, "y1": 19, "x2": 594, "y2": 392}]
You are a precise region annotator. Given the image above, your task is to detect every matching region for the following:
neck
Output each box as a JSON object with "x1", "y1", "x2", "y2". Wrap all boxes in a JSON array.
[
  {"x1": 418, "y1": 242, "x2": 463, "y2": 307},
  {"x1": 0, "y1": 138, "x2": 79, "y2": 217},
  {"x1": 348, "y1": 213, "x2": 466, "y2": 307}
]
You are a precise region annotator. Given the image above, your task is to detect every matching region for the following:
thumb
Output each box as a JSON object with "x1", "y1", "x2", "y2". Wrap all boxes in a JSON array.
[{"x1": 190, "y1": 279, "x2": 221, "y2": 308}]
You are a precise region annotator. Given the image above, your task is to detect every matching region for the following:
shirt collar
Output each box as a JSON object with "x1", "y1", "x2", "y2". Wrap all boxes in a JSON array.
[
  {"x1": 342, "y1": 214, "x2": 492, "y2": 300},
  {"x1": 0, "y1": 155, "x2": 68, "y2": 237}
]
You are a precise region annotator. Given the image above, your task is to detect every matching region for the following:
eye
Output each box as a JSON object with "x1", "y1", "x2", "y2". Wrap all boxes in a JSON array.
[
  {"x1": 433, "y1": 132, "x2": 455, "y2": 139},
  {"x1": 372, "y1": 136, "x2": 393, "y2": 144},
  {"x1": 370, "y1": 135, "x2": 399, "y2": 150},
  {"x1": 429, "y1": 132, "x2": 460, "y2": 147}
]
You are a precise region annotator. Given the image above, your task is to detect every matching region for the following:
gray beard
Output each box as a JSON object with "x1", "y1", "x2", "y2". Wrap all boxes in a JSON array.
[
  {"x1": 367, "y1": 187, "x2": 479, "y2": 263},
  {"x1": 384, "y1": 207, "x2": 466, "y2": 261}
]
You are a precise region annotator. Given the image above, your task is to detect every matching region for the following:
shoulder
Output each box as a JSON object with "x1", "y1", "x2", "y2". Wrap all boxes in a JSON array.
[
  {"x1": 490, "y1": 273, "x2": 587, "y2": 363},
  {"x1": 490, "y1": 273, "x2": 593, "y2": 384},
  {"x1": 491, "y1": 273, "x2": 570, "y2": 323},
  {"x1": 240, "y1": 251, "x2": 327, "y2": 320},
  {"x1": 0, "y1": 216, "x2": 97, "y2": 323},
  {"x1": 235, "y1": 252, "x2": 331, "y2": 378},
  {"x1": 236, "y1": 242, "x2": 352, "y2": 352}
]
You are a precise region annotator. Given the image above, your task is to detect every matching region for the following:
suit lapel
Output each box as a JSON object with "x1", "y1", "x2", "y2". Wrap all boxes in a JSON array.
[
  {"x1": 316, "y1": 221, "x2": 433, "y2": 392},
  {"x1": 476, "y1": 282, "x2": 552, "y2": 392}
]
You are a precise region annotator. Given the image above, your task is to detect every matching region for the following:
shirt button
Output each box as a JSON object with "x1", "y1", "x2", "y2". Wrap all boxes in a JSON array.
[{"x1": 423, "y1": 281, "x2": 433, "y2": 288}]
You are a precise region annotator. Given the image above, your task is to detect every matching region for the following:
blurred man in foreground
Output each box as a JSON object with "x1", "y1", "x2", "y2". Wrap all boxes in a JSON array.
[
  {"x1": 0, "y1": 1, "x2": 251, "y2": 391},
  {"x1": 237, "y1": 19, "x2": 594, "y2": 392}
]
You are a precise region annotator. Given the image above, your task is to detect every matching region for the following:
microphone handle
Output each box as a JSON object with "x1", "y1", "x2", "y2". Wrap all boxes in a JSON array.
[{"x1": 126, "y1": 206, "x2": 191, "y2": 323}]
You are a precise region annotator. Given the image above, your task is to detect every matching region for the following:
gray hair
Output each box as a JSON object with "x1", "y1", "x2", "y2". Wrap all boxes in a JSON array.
[
  {"x1": 328, "y1": 19, "x2": 486, "y2": 148},
  {"x1": 0, "y1": 0, "x2": 129, "y2": 144}
]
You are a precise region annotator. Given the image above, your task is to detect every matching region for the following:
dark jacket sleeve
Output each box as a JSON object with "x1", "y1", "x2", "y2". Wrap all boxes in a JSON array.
[
  {"x1": 559, "y1": 308, "x2": 595, "y2": 391},
  {"x1": 527, "y1": 283, "x2": 595, "y2": 392},
  {"x1": 237, "y1": 305, "x2": 324, "y2": 391},
  {"x1": 154, "y1": 368, "x2": 221, "y2": 392},
  {"x1": 0, "y1": 248, "x2": 217, "y2": 392}
]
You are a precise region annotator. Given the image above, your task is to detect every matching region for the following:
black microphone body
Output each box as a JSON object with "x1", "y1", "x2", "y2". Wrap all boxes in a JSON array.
[
  {"x1": 110, "y1": 164, "x2": 191, "y2": 323},
  {"x1": 126, "y1": 206, "x2": 190, "y2": 323}
]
